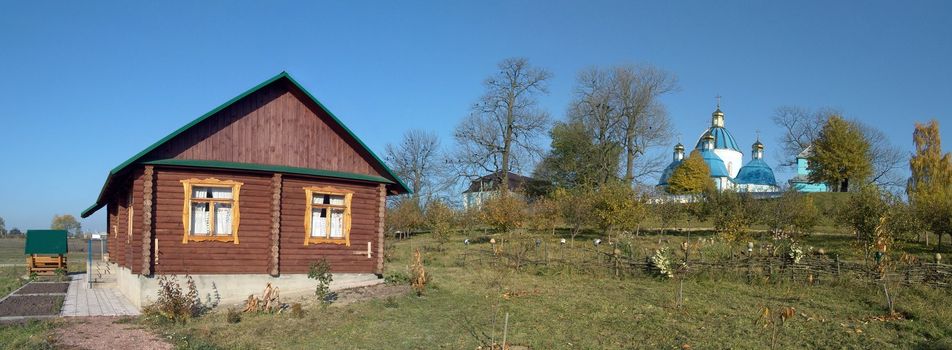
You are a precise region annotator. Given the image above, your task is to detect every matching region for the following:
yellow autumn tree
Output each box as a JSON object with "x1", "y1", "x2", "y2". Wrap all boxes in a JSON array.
[
  {"x1": 666, "y1": 150, "x2": 714, "y2": 195},
  {"x1": 908, "y1": 120, "x2": 952, "y2": 248}
]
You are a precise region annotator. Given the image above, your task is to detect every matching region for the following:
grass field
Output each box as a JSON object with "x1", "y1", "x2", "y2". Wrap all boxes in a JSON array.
[
  {"x1": 139, "y1": 229, "x2": 952, "y2": 349},
  {"x1": 0, "y1": 238, "x2": 92, "y2": 273}
]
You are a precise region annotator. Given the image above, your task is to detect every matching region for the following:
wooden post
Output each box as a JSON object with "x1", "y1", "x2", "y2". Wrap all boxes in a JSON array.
[
  {"x1": 376, "y1": 184, "x2": 386, "y2": 275},
  {"x1": 141, "y1": 165, "x2": 154, "y2": 276},
  {"x1": 269, "y1": 174, "x2": 282, "y2": 276}
]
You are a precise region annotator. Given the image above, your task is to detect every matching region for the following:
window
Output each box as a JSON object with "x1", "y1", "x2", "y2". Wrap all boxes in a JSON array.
[
  {"x1": 180, "y1": 178, "x2": 243, "y2": 244},
  {"x1": 304, "y1": 186, "x2": 353, "y2": 246}
]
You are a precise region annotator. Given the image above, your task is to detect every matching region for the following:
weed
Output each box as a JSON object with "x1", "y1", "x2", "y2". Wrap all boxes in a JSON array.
[
  {"x1": 144, "y1": 275, "x2": 202, "y2": 324},
  {"x1": 410, "y1": 248, "x2": 428, "y2": 296},
  {"x1": 383, "y1": 296, "x2": 399, "y2": 308}
]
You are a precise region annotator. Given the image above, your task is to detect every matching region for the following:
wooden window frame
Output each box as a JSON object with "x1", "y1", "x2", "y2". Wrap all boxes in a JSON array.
[
  {"x1": 303, "y1": 186, "x2": 353, "y2": 246},
  {"x1": 180, "y1": 178, "x2": 243, "y2": 244},
  {"x1": 127, "y1": 191, "x2": 134, "y2": 243}
]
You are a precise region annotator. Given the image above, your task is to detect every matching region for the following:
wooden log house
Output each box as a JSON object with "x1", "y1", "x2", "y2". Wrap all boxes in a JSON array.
[{"x1": 81, "y1": 72, "x2": 409, "y2": 307}]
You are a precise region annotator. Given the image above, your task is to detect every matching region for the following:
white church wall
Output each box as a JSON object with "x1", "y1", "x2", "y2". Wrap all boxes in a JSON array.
[{"x1": 712, "y1": 148, "x2": 744, "y2": 179}]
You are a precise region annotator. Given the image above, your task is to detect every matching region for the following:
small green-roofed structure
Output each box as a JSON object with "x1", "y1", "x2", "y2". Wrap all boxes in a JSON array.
[
  {"x1": 25, "y1": 230, "x2": 68, "y2": 275},
  {"x1": 25, "y1": 230, "x2": 69, "y2": 254}
]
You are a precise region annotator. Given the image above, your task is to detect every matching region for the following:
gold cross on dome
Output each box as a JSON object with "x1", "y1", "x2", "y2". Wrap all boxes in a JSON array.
[{"x1": 715, "y1": 94, "x2": 722, "y2": 108}]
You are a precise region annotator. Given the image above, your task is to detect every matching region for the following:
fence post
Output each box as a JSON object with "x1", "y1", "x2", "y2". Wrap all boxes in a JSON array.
[{"x1": 835, "y1": 254, "x2": 841, "y2": 280}]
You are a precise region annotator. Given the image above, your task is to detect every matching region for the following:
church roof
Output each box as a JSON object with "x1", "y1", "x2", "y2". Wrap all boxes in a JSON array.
[
  {"x1": 734, "y1": 158, "x2": 778, "y2": 186},
  {"x1": 797, "y1": 144, "x2": 815, "y2": 159},
  {"x1": 657, "y1": 159, "x2": 682, "y2": 186},
  {"x1": 695, "y1": 127, "x2": 741, "y2": 152},
  {"x1": 699, "y1": 149, "x2": 731, "y2": 178}
]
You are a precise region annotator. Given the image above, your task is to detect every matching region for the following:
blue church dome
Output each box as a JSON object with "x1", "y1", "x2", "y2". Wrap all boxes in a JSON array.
[
  {"x1": 658, "y1": 159, "x2": 682, "y2": 185},
  {"x1": 695, "y1": 127, "x2": 741, "y2": 152},
  {"x1": 735, "y1": 158, "x2": 778, "y2": 186},
  {"x1": 699, "y1": 149, "x2": 730, "y2": 178}
]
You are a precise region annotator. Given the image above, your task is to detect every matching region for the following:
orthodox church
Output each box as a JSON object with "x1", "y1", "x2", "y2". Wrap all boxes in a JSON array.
[{"x1": 658, "y1": 105, "x2": 780, "y2": 193}]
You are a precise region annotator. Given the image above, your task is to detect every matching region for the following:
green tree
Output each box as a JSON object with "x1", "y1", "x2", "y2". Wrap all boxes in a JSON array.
[
  {"x1": 590, "y1": 181, "x2": 644, "y2": 242},
  {"x1": 809, "y1": 115, "x2": 872, "y2": 192},
  {"x1": 907, "y1": 120, "x2": 952, "y2": 248},
  {"x1": 534, "y1": 121, "x2": 621, "y2": 188},
  {"x1": 51, "y1": 214, "x2": 81, "y2": 236},
  {"x1": 424, "y1": 199, "x2": 455, "y2": 250},
  {"x1": 837, "y1": 186, "x2": 910, "y2": 263},
  {"x1": 704, "y1": 191, "x2": 758, "y2": 256},
  {"x1": 526, "y1": 195, "x2": 562, "y2": 236},
  {"x1": 480, "y1": 194, "x2": 527, "y2": 236},
  {"x1": 666, "y1": 150, "x2": 713, "y2": 195},
  {"x1": 652, "y1": 199, "x2": 685, "y2": 236},
  {"x1": 553, "y1": 186, "x2": 595, "y2": 245},
  {"x1": 761, "y1": 191, "x2": 819, "y2": 240},
  {"x1": 387, "y1": 198, "x2": 425, "y2": 239},
  {"x1": 0, "y1": 216, "x2": 6, "y2": 236}
]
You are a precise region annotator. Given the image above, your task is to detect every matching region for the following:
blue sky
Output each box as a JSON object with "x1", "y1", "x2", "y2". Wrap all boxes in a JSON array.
[{"x1": 1, "y1": 1, "x2": 950, "y2": 231}]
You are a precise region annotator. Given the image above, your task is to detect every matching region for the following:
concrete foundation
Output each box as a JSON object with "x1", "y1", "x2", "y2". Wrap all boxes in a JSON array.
[{"x1": 111, "y1": 264, "x2": 382, "y2": 308}]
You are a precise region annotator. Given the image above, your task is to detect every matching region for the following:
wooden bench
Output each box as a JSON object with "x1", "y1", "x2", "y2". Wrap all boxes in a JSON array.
[{"x1": 27, "y1": 255, "x2": 67, "y2": 276}]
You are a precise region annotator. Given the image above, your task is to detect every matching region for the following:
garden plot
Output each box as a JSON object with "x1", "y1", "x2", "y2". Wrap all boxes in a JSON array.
[{"x1": 0, "y1": 281, "x2": 68, "y2": 320}]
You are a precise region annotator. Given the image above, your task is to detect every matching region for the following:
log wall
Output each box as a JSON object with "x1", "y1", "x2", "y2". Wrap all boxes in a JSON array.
[{"x1": 278, "y1": 176, "x2": 379, "y2": 274}]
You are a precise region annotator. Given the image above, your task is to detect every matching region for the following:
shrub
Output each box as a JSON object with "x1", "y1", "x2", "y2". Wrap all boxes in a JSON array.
[
  {"x1": 308, "y1": 259, "x2": 333, "y2": 306},
  {"x1": 226, "y1": 308, "x2": 242, "y2": 324},
  {"x1": 290, "y1": 303, "x2": 304, "y2": 318},
  {"x1": 650, "y1": 248, "x2": 674, "y2": 278}
]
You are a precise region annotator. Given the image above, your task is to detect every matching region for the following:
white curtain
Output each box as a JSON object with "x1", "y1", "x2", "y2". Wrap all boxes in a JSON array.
[
  {"x1": 215, "y1": 203, "x2": 232, "y2": 235},
  {"x1": 191, "y1": 203, "x2": 209, "y2": 235},
  {"x1": 312, "y1": 208, "x2": 327, "y2": 237},
  {"x1": 329, "y1": 195, "x2": 344, "y2": 206},
  {"x1": 330, "y1": 208, "x2": 344, "y2": 238},
  {"x1": 210, "y1": 188, "x2": 233, "y2": 199}
]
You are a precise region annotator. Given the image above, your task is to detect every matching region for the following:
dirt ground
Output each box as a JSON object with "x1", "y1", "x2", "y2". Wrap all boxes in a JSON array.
[
  {"x1": 14, "y1": 282, "x2": 68, "y2": 294},
  {"x1": 331, "y1": 283, "x2": 410, "y2": 306},
  {"x1": 0, "y1": 295, "x2": 63, "y2": 316},
  {"x1": 55, "y1": 317, "x2": 172, "y2": 350}
]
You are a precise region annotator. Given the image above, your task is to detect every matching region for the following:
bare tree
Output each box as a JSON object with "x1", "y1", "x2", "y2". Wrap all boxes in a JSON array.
[
  {"x1": 772, "y1": 105, "x2": 905, "y2": 189},
  {"x1": 385, "y1": 129, "x2": 446, "y2": 202},
  {"x1": 613, "y1": 65, "x2": 677, "y2": 184},
  {"x1": 567, "y1": 68, "x2": 624, "y2": 185},
  {"x1": 771, "y1": 106, "x2": 836, "y2": 167},
  {"x1": 856, "y1": 123, "x2": 907, "y2": 190},
  {"x1": 453, "y1": 58, "x2": 551, "y2": 193}
]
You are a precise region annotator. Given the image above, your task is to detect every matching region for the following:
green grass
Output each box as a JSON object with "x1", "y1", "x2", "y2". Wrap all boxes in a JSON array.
[
  {"x1": 141, "y1": 231, "x2": 952, "y2": 349},
  {"x1": 0, "y1": 266, "x2": 27, "y2": 296},
  {"x1": 0, "y1": 320, "x2": 56, "y2": 349}
]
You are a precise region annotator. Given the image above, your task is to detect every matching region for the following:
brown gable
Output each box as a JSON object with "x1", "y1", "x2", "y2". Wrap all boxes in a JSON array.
[{"x1": 145, "y1": 80, "x2": 383, "y2": 177}]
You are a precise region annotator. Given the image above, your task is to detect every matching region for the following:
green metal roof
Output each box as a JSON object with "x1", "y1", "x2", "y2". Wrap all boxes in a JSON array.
[
  {"x1": 81, "y1": 71, "x2": 409, "y2": 218},
  {"x1": 25, "y1": 230, "x2": 69, "y2": 255},
  {"x1": 144, "y1": 159, "x2": 395, "y2": 184}
]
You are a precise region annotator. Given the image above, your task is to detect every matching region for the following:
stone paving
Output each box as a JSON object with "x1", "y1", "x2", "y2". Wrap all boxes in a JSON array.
[{"x1": 61, "y1": 275, "x2": 139, "y2": 317}]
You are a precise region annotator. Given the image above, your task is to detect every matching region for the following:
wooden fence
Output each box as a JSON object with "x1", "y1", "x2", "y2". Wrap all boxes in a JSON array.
[{"x1": 462, "y1": 241, "x2": 952, "y2": 289}]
